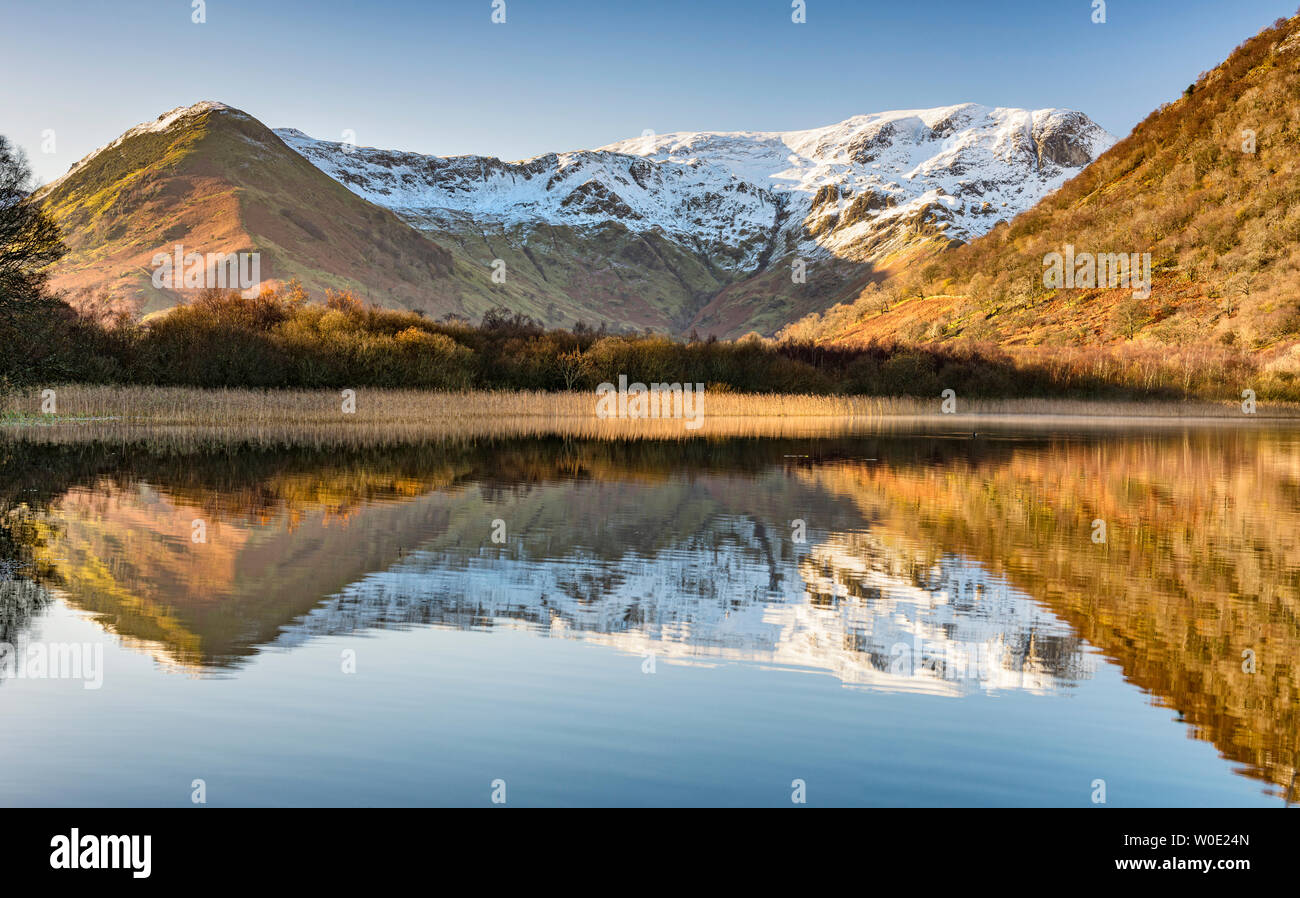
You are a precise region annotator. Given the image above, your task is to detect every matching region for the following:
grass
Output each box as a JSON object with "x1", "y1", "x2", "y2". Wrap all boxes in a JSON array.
[{"x1": 2, "y1": 385, "x2": 1298, "y2": 449}]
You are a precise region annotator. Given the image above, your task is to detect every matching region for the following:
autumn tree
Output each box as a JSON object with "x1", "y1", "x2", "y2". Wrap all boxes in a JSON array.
[
  {"x1": 1116, "y1": 298, "x2": 1149, "y2": 340},
  {"x1": 557, "y1": 347, "x2": 589, "y2": 389}
]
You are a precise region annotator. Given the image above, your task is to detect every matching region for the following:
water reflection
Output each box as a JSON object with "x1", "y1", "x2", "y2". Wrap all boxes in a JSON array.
[
  {"x1": 294, "y1": 527, "x2": 1090, "y2": 696},
  {"x1": 2, "y1": 431, "x2": 1298, "y2": 800}
]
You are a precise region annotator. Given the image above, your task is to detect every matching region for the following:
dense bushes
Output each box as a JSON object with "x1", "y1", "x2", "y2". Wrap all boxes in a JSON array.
[{"x1": 23, "y1": 283, "x2": 1286, "y2": 400}]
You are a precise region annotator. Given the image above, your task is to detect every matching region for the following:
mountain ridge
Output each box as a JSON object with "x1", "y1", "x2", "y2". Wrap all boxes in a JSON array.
[
  {"x1": 38, "y1": 100, "x2": 1114, "y2": 336},
  {"x1": 781, "y1": 14, "x2": 1300, "y2": 364}
]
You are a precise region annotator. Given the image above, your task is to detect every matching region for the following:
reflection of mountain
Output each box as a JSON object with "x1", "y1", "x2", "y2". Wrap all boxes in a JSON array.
[
  {"x1": 28, "y1": 480, "x2": 463, "y2": 666},
  {"x1": 3, "y1": 431, "x2": 1298, "y2": 797},
  {"x1": 801, "y1": 537, "x2": 1091, "y2": 692},
  {"x1": 4, "y1": 439, "x2": 866, "y2": 665},
  {"x1": 283, "y1": 522, "x2": 1089, "y2": 696},
  {"x1": 11, "y1": 437, "x2": 1090, "y2": 694}
]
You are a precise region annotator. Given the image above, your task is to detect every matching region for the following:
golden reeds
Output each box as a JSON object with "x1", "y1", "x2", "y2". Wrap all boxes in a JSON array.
[{"x1": 3, "y1": 385, "x2": 1298, "y2": 449}]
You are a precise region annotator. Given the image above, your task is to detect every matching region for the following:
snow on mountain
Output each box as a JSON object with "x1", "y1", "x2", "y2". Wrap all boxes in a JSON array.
[
  {"x1": 602, "y1": 104, "x2": 1115, "y2": 260},
  {"x1": 275, "y1": 103, "x2": 1114, "y2": 268},
  {"x1": 274, "y1": 129, "x2": 783, "y2": 269},
  {"x1": 274, "y1": 518, "x2": 1094, "y2": 695}
]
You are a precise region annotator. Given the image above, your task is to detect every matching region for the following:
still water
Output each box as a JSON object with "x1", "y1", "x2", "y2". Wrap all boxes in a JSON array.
[{"x1": 1, "y1": 428, "x2": 1297, "y2": 806}]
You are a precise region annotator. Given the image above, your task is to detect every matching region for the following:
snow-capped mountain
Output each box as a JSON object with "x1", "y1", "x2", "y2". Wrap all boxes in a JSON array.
[
  {"x1": 38, "y1": 100, "x2": 1113, "y2": 336},
  {"x1": 275, "y1": 130, "x2": 783, "y2": 270},
  {"x1": 605, "y1": 105, "x2": 1114, "y2": 261},
  {"x1": 277, "y1": 103, "x2": 1114, "y2": 270}
]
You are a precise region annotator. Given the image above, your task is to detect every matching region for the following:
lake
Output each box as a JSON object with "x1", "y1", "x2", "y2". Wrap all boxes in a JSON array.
[{"x1": 1, "y1": 425, "x2": 1297, "y2": 806}]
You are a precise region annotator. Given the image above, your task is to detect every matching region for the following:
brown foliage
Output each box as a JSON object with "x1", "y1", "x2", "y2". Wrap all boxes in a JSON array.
[{"x1": 785, "y1": 15, "x2": 1300, "y2": 356}]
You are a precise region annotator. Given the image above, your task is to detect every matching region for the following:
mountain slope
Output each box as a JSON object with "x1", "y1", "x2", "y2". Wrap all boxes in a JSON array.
[
  {"x1": 35, "y1": 102, "x2": 473, "y2": 317},
  {"x1": 783, "y1": 15, "x2": 1300, "y2": 360},
  {"x1": 280, "y1": 104, "x2": 1111, "y2": 335}
]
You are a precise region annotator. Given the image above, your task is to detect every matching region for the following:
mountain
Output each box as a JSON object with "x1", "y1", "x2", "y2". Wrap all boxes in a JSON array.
[
  {"x1": 38, "y1": 101, "x2": 1112, "y2": 335},
  {"x1": 781, "y1": 15, "x2": 1300, "y2": 361},
  {"x1": 279, "y1": 104, "x2": 1112, "y2": 335},
  {"x1": 598, "y1": 106, "x2": 1112, "y2": 263},
  {"x1": 35, "y1": 102, "x2": 461, "y2": 317}
]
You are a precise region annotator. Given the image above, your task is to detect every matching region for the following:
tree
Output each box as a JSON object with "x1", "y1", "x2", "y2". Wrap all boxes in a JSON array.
[
  {"x1": 557, "y1": 347, "x2": 589, "y2": 389},
  {"x1": 1115, "y1": 298, "x2": 1149, "y2": 340},
  {"x1": 0, "y1": 136, "x2": 65, "y2": 314},
  {"x1": 0, "y1": 135, "x2": 68, "y2": 386},
  {"x1": 1224, "y1": 272, "x2": 1252, "y2": 315}
]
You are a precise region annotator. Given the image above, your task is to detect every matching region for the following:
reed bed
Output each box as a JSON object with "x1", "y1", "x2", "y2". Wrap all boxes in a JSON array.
[{"x1": 2, "y1": 385, "x2": 1298, "y2": 449}]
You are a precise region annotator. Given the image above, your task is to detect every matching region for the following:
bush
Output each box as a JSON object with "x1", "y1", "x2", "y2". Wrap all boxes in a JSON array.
[{"x1": 28, "y1": 283, "x2": 1296, "y2": 401}]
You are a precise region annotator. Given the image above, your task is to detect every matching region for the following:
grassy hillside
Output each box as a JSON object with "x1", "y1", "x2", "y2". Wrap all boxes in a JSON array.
[
  {"x1": 37, "y1": 105, "x2": 465, "y2": 317},
  {"x1": 783, "y1": 15, "x2": 1300, "y2": 371}
]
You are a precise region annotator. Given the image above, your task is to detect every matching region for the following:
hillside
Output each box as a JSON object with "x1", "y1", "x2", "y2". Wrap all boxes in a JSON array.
[
  {"x1": 782, "y1": 15, "x2": 1300, "y2": 370},
  {"x1": 35, "y1": 103, "x2": 466, "y2": 318},
  {"x1": 283, "y1": 104, "x2": 1111, "y2": 336}
]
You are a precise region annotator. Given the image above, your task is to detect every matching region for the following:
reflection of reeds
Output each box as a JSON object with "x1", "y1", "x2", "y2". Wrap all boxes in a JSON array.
[{"x1": 3, "y1": 386, "x2": 1298, "y2": 448}]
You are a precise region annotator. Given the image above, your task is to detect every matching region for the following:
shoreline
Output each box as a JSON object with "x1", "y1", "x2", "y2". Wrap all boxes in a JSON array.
[{"x1": 2, "y1": 385, "x2": 1298, "y2": 447}]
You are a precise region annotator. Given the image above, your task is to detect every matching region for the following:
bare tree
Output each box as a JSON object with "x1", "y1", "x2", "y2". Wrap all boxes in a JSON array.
[
  {"x1": 0, "y1": 136, "x2": 65, "y2": 317},
  {"x1": 0, "y1": 135, "x2": 68, "y2": 387}
]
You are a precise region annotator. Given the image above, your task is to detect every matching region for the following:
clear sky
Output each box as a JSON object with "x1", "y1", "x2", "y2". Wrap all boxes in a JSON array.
[{"x1": 4, "y1": 0, "x2": 1297, "y2": 185}]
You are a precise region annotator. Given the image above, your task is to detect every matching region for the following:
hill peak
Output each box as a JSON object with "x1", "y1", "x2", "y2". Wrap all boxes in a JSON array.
[{"x1": 49, "y1": 101, "x2": 249, "y2": 189}]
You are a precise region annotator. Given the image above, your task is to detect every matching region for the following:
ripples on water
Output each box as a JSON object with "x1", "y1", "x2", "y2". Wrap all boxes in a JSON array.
[{"x1": 1, "y1": 428, "x2": 1297, "y2": 806}]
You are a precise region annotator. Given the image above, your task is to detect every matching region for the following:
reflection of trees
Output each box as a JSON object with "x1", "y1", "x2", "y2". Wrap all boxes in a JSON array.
[
  {"x1": 0, "y1": 434, "x2": 1026, "y2": 522},
  {"x1": 0, "y1": 466, "x2": 56, "y2": 651},
  {"x1": 0, "y1": 579, "x2": 50, "y2": 651}
]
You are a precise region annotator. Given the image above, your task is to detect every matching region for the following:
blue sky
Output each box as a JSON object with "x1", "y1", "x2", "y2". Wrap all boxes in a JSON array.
[{"x1": 3, "y1": 0, "x2": 1297, "y2": 185}]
